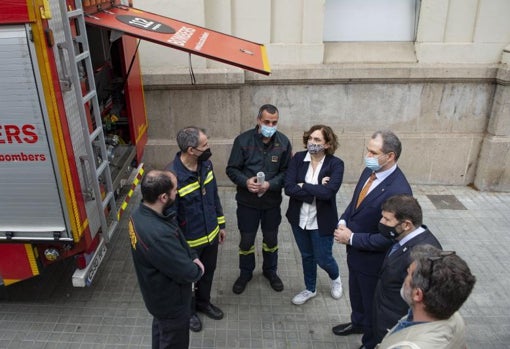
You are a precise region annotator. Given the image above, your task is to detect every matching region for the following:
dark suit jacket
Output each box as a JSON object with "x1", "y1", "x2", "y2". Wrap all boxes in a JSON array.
[
  {"x1": 285, "y1": 151, "x2": 344, "y2": 236},
  {"x1": 371, "y1": 228, "x2": 442, "y2": 344},
  {"x1": 341, "y1": 166, "x2": 412, "y2": 276}
]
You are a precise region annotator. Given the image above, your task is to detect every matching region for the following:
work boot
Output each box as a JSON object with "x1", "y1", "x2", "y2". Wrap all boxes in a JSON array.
[
  {"x1": 232, "y1": 274, "x2": 252, "y2": 294},
  {"x1": 189, "y1": 313, "x2": 202, "y2": 332},
  {"x1": 196, "y1": 303, "x2": 224, "y2": 320},
  {"x1": 263, "y1": 272, "x2": 284, "y2": 292}
]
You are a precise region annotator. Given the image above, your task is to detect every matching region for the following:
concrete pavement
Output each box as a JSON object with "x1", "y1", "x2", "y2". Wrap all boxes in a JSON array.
[{"x1": 0, "y1": 184, "x2": 509, "y2": 348}]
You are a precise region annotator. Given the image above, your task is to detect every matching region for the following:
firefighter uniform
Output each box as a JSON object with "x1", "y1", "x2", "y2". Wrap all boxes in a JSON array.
[
  {"x1": 129, "y1": 203, "x2": 203, "y2": 348},
  {"x1": 226, "y1": 126, "x2": 292, "y2": 281},
  {"x1": 166, "y1": 153, "x2": 225, "y2": 310}
]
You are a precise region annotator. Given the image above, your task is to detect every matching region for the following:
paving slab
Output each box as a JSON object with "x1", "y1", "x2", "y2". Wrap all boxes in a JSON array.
[{"x1": 0, "y1": 184, "x2": 509, "y2": 348}]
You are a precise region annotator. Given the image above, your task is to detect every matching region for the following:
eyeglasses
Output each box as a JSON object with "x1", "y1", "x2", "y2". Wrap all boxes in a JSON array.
[{"x1": 423, "y1": 250, "x2": 456, "y2": 293}]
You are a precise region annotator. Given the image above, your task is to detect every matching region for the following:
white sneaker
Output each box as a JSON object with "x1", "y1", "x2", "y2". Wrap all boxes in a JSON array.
[
  {"x1": 331, "y1": 277, "x2": 343, "y2": 299},
  {"x1": 292, "y1": 290, "x2": 317, "y2": 305}
]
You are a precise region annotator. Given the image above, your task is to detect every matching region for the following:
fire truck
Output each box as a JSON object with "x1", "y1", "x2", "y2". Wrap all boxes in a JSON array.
[{"x1": 0, "y1": 0, "x2": 270, "y2": 287}]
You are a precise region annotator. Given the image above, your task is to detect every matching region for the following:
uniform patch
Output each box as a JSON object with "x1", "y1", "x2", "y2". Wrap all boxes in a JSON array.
[
  {"x1": 128, "y1": 220, "x2": 137, "y2": 249},
  {"x1": 271, "y1": 155, "x2": 279, "y2": 162}
]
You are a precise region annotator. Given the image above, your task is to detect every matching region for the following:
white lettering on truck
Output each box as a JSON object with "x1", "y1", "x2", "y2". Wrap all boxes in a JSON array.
[
  {"x1": 194, "y1": 32, "x2": 209, "y2": 51},
  {"x1": 168, "y1": 26, "x2": 196, "y2": 47}
]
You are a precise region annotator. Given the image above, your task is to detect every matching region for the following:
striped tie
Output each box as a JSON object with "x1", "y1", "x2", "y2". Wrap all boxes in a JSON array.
[{"x1": 356, "y1": 172, "x2": 376, "y2": 208}]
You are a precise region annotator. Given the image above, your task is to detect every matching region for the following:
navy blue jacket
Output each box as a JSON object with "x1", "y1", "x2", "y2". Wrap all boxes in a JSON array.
[
  {"x1": 284, "y1": 151, "x2": 344, "y2": 236},
  {"x1": 166, "y1": 153, "x2": 225, "y2": 248},
  {"x1": 341, "y1": 166, "x2": 412, "y2": 276},
  {"x1": 370, "y1": 227, "x2": 442, "y2": 345}
]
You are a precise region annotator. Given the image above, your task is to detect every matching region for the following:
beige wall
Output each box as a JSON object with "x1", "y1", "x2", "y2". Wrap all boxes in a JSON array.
[
  {"x1": 142, "y1": 64, "x2": 510, "y2": 190},
  {"x1": 134, "y1": 0, "x2": 510, "y2": 66},
  {"x1": 133, "y1": 0, "x2": 510, "y2": 191}
]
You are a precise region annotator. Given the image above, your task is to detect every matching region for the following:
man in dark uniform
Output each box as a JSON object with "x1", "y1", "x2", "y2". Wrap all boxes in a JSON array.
[
  {"x1": 129, "y1": 170, "x2": 204, "y2": 348},
  {"x1": 166, "y1": 127, "x2": 226, "y2": 332},
  {"x1": 226, "y1": 104, "x2": 292, "y2": 294}
]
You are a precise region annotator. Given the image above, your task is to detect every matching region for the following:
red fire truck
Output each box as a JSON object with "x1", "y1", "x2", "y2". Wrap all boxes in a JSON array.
[{"x1": 0, "y1": 0, "x2": 269, "y2": 287}]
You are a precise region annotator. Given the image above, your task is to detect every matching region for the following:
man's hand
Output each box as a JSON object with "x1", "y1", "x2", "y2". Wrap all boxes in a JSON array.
[
  {"x1": 258, "y1": 181, "x2": 269, "y2": 195},
  {"x1": 219, "y1": 229, "x2": 226, "y2": 244},
  {"x1": 246, "y1": 176, "x2": 269, "y2": 195},
  {"x1": 193, "y1": 258, "x2": 205, "y2": 275},
  {"x1": 334, "y1": 225, "x2": 353, "y2": 245},
  {"x1": 246, "y1": 176, "x2": 260, "y2": 193}
]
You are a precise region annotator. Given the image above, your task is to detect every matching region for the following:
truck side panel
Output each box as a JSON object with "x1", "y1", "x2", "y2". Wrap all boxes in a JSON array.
[{"x1": 0, "y1": 25, "x2": 69, "y2": 240}]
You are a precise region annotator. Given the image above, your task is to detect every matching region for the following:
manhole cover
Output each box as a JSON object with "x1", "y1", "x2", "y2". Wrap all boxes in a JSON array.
[{"x1": 426, "y1": 195, "x2": 467, "y2": 210}]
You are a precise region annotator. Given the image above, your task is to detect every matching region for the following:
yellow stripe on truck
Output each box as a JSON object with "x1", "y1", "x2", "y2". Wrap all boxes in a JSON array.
[
  {"x1": 24, "y1": 244, "x2": 40, "y2": 277},
  {"x1": 117, "y1": 164, "x2": 145, "y2": 220}
]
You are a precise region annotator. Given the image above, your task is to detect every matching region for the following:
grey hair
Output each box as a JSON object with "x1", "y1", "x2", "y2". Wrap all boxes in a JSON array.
[
  {"x1": 372, "y1": 130, "x2": 402, "y2": 160},
  {"x1": 176, "y1": 126, "x2": 206, "y2": 152}
]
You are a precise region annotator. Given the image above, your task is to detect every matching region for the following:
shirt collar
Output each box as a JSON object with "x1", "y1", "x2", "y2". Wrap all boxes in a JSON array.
[
  {"x1": 390, "y1": 309, "x2": 419, "y2": 334},
  {"x1": 398, "y1": 226, "x2": 426, "y2": 246},
  {"x1": 304, "y1": 152, "x2": 325, "y2": 163},
  {"x1": 374, "y1": 163, "x2": 397, "y2": 181}
]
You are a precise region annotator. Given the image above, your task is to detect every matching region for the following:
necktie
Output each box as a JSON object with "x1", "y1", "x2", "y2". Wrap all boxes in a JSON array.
[
  {"x1": 356, "y1": 172, "x2": 376, "y2": 208},
  {"x1": 388, "y1": 243, "x2": 400, "y2": 256}
]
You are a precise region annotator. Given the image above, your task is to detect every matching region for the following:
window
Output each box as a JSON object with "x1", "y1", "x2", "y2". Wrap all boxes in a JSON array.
[{"x1": 323, "y1": 0, "x2": 420, "y2": 42}]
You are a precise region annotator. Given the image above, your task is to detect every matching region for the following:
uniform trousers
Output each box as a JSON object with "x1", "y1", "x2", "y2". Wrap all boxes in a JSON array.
[
  {"x1": 152, "y1": 312, "x2": 189, "y2": 349},
  {"x1": 236, "y1": 203, "x2": 281, "y2": 276},
  {"x1": 191, "y1": 238, "x2": 219, "y2": 310}
]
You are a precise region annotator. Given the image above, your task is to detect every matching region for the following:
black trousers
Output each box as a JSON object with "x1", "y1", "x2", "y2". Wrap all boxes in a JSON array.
[
  {"x1": 152, "y1": 314, "x2": 189, "y2": 349},
  {"x1": 236, "y1": 204, "x2": 281, "y2": 276},
  {"x1": 192, "y1": 238, "x2": 219, "y2": 310}
]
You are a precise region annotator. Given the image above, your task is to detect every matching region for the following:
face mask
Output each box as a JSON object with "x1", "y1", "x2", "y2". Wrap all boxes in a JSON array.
[
  {"x1": 365, "y1": 156, "x2": 382, "y2": 172},
  {"x1": 261, "y1": 124, "x2": 277, "y2": 138},
  {"x1": 196, "y1": 148, "x2": 212, "y2": 162},
  {"x1": 378, "y1": 222, "x2": 402, "y2": 239},
  {"x1": 307, "y1": 143, "x2": 325, "y2": 154},
  {"x1": 400, "y1": 283, "x2": 413, "y2": 306}
]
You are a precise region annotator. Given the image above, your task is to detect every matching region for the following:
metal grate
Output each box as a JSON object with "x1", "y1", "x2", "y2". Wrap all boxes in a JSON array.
[{"x1": 426, "y1": 195, "x2": 467, "y2": 210}]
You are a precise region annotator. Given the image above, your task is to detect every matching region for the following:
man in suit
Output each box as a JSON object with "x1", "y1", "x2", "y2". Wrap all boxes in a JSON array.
[
  {"x1": 336, "y1": 194, "x2": 442, "y2": 348},
  {"x1": 331, "y1": 130, "x2": 412, "y2": 346}
]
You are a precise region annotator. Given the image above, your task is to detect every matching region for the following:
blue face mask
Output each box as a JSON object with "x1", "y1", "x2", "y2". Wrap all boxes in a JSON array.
[
  {"x1": 365, "y1": 156, "x2": 382, "y2": 172},
  {"x1": 261, "y1": 124, "x2": 277, "y2": 138}
]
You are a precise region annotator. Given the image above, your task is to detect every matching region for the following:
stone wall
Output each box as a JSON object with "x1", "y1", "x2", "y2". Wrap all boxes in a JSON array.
[
  {"x1": 474, "y1": 65, "x2": 510, "y2": 191},
  {"x1": 134, "y1": 0, "x2": 510, "y2": 191},
  {"x1": 141, "y1": 63, "x2": 510, "y2": 191}
]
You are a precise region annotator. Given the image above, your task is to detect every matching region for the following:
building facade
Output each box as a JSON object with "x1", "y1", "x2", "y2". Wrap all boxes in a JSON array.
[{"x1": 136, "y1": 0, "x2": 510, "y2": 191}]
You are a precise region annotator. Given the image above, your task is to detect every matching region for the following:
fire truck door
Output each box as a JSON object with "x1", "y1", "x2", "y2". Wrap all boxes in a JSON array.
[
  {"x1": 84, "y1": 6, "x2": 271, "y2": 75},
  {"x1": 0, "y1": 25, "x2": 72, "y2": 242}
]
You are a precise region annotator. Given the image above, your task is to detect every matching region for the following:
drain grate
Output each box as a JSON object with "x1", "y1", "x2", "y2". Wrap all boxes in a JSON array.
[{"x1": 426, "y1": 195, "x2": 467, "y2": 210}]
